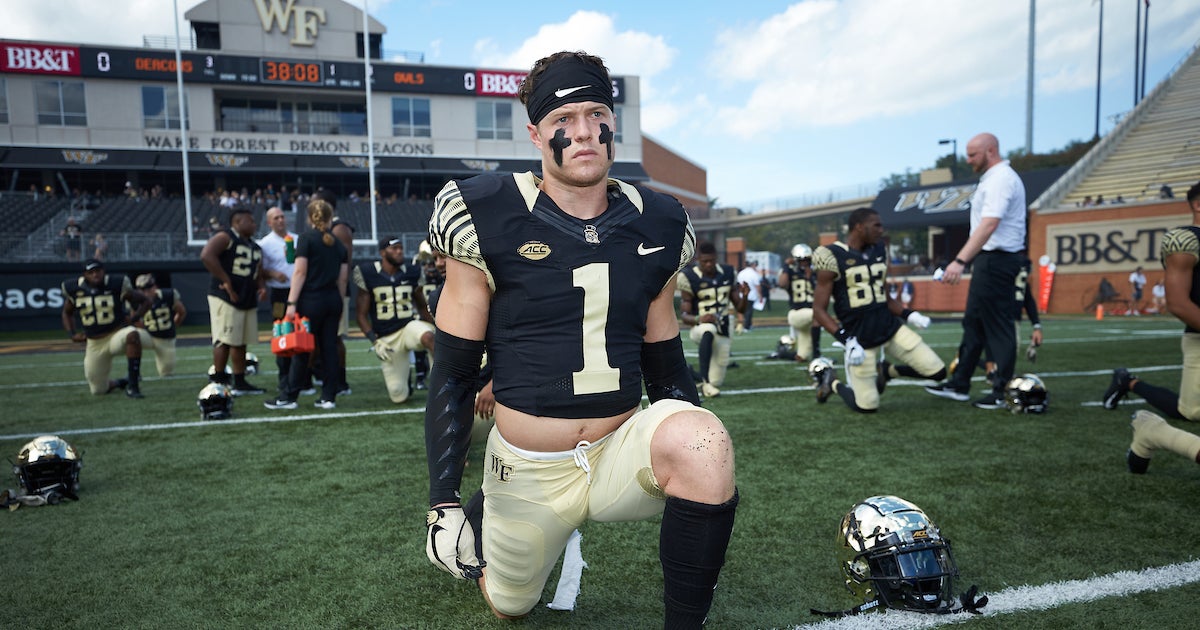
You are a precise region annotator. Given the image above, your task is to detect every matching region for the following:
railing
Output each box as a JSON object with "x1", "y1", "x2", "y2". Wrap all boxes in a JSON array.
[
  {"x1": 0, "y1": 232, "x2": 196, "y2": 263},
  {"x1": 730, "y1": 180, "x2": 877, "y2": 215},
  {"x1": 142, "y1": 35, "x2": 196, "y2": 50},
  {"x1": 1032, "y1": 37, "x2": 1200, "y2": 210}
]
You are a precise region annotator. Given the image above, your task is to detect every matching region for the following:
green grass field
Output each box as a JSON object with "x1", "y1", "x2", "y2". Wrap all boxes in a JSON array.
[{"x1": 2, "y1": 315, "x2": 1198, "y2": 629}]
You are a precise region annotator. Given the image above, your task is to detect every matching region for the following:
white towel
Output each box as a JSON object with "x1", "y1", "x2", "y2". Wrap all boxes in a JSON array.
[{"x1": 546, "y1": 529, "x2": 587, "y2": 610}]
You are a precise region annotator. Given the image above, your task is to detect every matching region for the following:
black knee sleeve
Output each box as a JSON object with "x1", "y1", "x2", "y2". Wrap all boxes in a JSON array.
[
  {"x1": 698, "y1": 332, "x2": 714, "y2": 382},
  {"x1": 1131, "y1": 381, "x2": 1184, "y2": 420},
  {"x1": 464, "y1": 489, "x2": 485, "y2": 560},
  {"x1": 660, "y1": 490, "x2": 738, "y2": 629},
  {"x1": 836, "y1": 382, "x2": 876, "y2": 414}
]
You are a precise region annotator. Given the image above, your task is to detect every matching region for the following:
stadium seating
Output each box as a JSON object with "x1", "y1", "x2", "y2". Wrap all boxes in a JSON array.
[
  {"x1": 0, "y1": 193, "x2": 435, "y2": 263},
  {"x1": 1046, "y1": 41, "x2": 1200, "y2": 209}
]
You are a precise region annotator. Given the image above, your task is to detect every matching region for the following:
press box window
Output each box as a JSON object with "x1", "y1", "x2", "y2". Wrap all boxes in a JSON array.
[
  {"x1": 0, "y1": 78, "x2": 8, "y2": 124},
  {"x1": 142, "y1": 86, "x2": 187, "y2": 130},
  {"x1": 36, "y1": 81, "x2": 86, "y2": 126},
  {"x1": 392, "y1": 97, "x2": 431, "y2": 137},
  {"x1": 476, "y1": 101, "x2": 512, "y2": 140}
]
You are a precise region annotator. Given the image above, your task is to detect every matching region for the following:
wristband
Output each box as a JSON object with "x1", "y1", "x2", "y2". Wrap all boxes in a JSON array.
[
  {"x1": 834, "y1": 328, "x2": 849, "y2": 344},
  {"x1": 286, "y1": 301, "x2": 295, "y2": 305},
  {"x1": 954, "y1": 257, "x2": 967, "y2": 266},
  {"x1": 365, "y1": 330, "x2": 378, "y2": 343},
  {"x1": 67, "y1": 330, "x2": 77, "y2": 337},
  {"x1": 1032, "y1": 323, "x2": 1042, "y2": 329},
  {"x1": 901, "y1": 308, "x2": 914, "y2": 319}
]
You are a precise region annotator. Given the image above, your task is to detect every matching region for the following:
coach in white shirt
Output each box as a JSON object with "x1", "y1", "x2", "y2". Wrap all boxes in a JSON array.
[
  {"x1": 257, "y1": 206, "x2": 297, "y2": 393},
  {"x1": 926, "y1": 132, "x2": 1027, "y2": 410},
  {"x1": 736, "y1": 260, "x2": 762, "y2": 330}
]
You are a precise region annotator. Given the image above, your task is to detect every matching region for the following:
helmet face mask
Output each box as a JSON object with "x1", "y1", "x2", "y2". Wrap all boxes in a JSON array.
[
  {"x1": 14, "y1": 435, "x2": 82, "y2": 501},
  {"x1": 1004, "y1": 374, "x2": 1048, "y2": 414},
  {"x1": 838, "y1": 495, "x2": 959, "y2": 613},
  {"x1": 198, "y1": 383, "x2": 234, "y2": 420}
]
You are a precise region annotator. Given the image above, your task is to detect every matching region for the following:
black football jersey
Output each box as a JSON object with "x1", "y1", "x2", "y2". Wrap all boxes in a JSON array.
[
  {"x1": 780, "y1": 264, "x2": 815, "y2": 310},
  {"x1": 429, "y1": 172, "x2": 695, "y2": 418},
  {"x1": 1161, "y1": 225, "x2": 1200, "y2": 333},
  {"x1": 139, "y1": 288, "x2": 180, "y2": 339},
  {"x1": 353, "y1": 260, "x2": 424, "y2": 337},
  {"x1": 207, "y1": 228, "x2": 263, "y2": 309},
  {"x1": 63, "y1": 274, "x2": 132, "y2": 338},
  {"x1": 678, "y1": 263, "x2": 737, "y2": 336},
  {"x1": 812, "y1": 240, "x2": 900, "y2": 348}
]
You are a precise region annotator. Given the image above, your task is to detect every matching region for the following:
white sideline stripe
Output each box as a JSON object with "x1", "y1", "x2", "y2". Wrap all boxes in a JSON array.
[
  {"x1": 0, "y1": 407, "x2": 424, "y2": 442},
  {"x1": 0, "y1": 363, "x2": 382, "y2": 390},
  {"x1": 796, "y1": 559, "x2": 1200, "y2": 630},
  {"x1": 0, "y1": 363, "x2": 1176, "y2": 437}
]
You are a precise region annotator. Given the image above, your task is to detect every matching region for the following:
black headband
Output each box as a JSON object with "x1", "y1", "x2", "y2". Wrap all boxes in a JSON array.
[{"x1": 525, "y1": 56, "x2": 614, "y2": 125}]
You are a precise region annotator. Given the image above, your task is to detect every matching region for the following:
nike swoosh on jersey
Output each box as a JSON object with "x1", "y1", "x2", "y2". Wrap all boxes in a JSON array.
[
  {"x1": 554, "y1": 85, "x2": 589, "y2": 98},
  {"x1": 638, "y1": 243, "x2": 666, "y2": 255}
]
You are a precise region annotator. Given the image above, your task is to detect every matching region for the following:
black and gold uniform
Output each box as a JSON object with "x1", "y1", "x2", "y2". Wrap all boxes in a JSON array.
[
  {"x1": 780, "y1": 261, "x2": 819, "y2": 360},
  {"x1": 678, "y1": 261, "x2": 738, "y2": 389},
  {"x1": 62, "y1": 272, "x2": 143, "y2": 395},
  {"x1": 138, "y1": 286, "x2": 183, "y2": 376},
  {"x1": 812, "y1": 240, "x2": 944, "y2": 412},
  {"x1": 813, "y1": 240, "x2": 898, "y2": 348},
  {"x1": 354, "y1": 259, "x2": 434, "y2": 403},
  {"x1": 429, "y1": 171, "x2": 694, "y2": 419},
  {"x1": 1136, "y1": 225, "x2": 1200, "y2": 420},
  {"x1": 207, "y1": 228, "x2": 263, "y2": 311}
]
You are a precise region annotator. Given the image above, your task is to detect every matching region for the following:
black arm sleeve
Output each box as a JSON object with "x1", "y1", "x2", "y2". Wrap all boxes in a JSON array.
[
  {"x1": 425, "y1": 328, "x2": 485, "y2": 506},
  {"x1": 642, "y1": 336, "x2": 701, "y2": 405},
  {"x1": 1023, "y1": 284, "x2": 1040, "y2": 326}
]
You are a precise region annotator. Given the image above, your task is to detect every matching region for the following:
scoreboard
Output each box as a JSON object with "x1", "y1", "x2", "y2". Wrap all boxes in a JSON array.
[{"x1": 67, "y1": 45, "x2": 624, "y2": 101}]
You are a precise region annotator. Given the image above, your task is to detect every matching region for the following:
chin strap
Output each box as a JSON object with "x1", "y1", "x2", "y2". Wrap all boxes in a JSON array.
[
  {"x1": 809, "y1": 598, "x2": 883, "y2": 618},
  {"x1": 810, "y1": 585, "x2": 987, "y2": 618},
  {"x1": 1, "y1": 486, "x2": 78, "y2": 511}
]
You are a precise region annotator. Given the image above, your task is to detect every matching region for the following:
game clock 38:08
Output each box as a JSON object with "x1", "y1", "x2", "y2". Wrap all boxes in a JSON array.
[{"x1": 260, "y1": 59, "x2": 322, "y2": 85}]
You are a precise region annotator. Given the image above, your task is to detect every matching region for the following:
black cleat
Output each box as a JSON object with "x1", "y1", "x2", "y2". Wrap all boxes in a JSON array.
[
  {"x1": 971, "y1": 392, "x2": 1005, "y2": 410},
  {"x1": 876, "y1": 360, "x2": 892, "y2": 394},
  {"x1": 125, "y1": 383, "x2": 144, "y2": 399},
  {"x1": 231, "y1": 381, "x2": 265, "y2": 396},
  {"x1": 815, "y1": 366, "x2": 836, "y2": 404},
  {"x1": 925, "y1": 383, "x2": 970, "y2": 402},
  {"x1": 1102, "y1": 368, "x2": 1134, "y2": 410},
  {"x1": 107, "y1": 378, "x2": 130, "y2": 394}
]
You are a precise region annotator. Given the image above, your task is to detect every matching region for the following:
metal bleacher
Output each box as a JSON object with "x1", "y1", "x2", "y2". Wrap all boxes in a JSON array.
[{"x1": 1035, "y1": 39, "x2": 1200, "y2": 210}]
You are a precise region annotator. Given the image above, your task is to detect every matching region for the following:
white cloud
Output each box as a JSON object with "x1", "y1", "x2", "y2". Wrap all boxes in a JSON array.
[
  {"x1": 475, "y1": 11, "x2": 675, "y2": 77},
  {"x1": 1, "y1": 0, "x2": 177, "y2": 46},
  {"x1": 707, "y1": 1, "x2": 1034, "y2": 136}
]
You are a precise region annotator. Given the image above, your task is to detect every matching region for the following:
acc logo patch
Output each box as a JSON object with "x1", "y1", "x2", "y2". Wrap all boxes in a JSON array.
[{"x1": 517, "y1": 241, "x2": 551, "y2": 260}]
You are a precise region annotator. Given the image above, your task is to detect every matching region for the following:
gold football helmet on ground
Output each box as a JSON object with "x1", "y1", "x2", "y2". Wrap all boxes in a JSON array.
[{"x1": 12, "y1": 435, "x2": 82, "y2": 503}]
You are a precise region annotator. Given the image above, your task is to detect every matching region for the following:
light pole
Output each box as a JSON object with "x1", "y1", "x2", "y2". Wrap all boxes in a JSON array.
[{"x1": 938, "y1": 138, "x2": 957, "y2": 180}]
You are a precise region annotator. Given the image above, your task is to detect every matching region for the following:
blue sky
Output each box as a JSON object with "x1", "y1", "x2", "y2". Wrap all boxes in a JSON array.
[{"x1": 5, "y1": 0, "x2": 1200, "y2": 209}]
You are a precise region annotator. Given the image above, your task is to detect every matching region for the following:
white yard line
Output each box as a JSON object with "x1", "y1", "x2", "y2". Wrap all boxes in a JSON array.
[{"x1": 797, "y1": 559, "x2": 1200, "y2": 629}]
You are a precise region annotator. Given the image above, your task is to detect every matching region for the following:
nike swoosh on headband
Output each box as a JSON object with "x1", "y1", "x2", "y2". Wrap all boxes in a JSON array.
[{"x1": 554, "y1": 85, "x2": 589, "y2": 98}]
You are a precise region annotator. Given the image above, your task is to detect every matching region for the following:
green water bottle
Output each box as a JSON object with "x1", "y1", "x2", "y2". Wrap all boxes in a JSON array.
[{"x1": 285, "y1": 234, "x2": 295, "y2": 263}]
